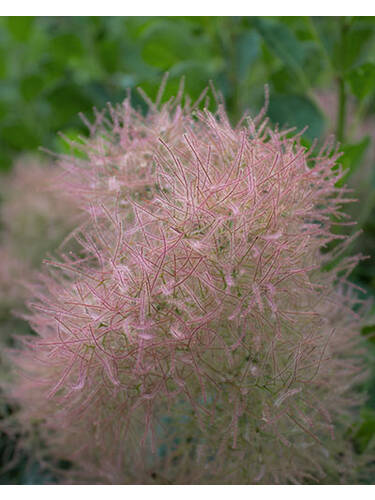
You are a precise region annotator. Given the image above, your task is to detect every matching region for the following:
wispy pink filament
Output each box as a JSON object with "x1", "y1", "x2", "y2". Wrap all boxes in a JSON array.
[{"x1": 4, "y1": 86, "x2": 372, "y2": 485}]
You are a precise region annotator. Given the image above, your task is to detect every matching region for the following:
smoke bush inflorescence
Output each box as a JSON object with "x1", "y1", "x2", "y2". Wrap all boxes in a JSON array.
[
  {"x1": 3, "y1": 86, "x2": 372, "y2": 484},
  {"x1": 0, "y1": 157, "x2": 80, "y2": 342}
]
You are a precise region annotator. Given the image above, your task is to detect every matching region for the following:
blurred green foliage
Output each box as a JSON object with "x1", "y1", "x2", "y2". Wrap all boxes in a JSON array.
[
  {"x1": 0, "y1": 17, "x2": 374, "y2": 161},
  {"x1": 0, "y1": 16, "x2": 375, "y2": 483}
]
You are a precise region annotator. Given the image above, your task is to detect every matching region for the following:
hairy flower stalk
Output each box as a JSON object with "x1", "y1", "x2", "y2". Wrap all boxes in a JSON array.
[{"x1": 3, "y1": 87, "x2": 372, "y2": 484}]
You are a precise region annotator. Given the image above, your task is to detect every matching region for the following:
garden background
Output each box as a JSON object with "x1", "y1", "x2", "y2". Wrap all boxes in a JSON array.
[{"x1": 0, "y1": 16, "x2": 374, "y2": 483}]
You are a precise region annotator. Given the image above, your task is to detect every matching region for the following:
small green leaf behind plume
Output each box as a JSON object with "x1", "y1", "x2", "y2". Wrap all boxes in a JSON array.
[
  {"x1": 141, "y1": 20, "x2": 211, "y2": 70},
  {"x1": 353, "y1": 408, "x2": 375, "y2": 453},
  {"x1": 236, "y1": 30, "x2": 260, "y2": 81},
  {"x1": 20, "y1": 75, "x2": 45, "y2": 101},
  {"x1": 337, "y1": 136, "x2": 371, "y2": 186},
  {"x1": 268, "y1": 94, "x2": 325, "y2": 142},
  {"x1": 252, "y1": 17, "x2": 307, "y2": 89},
  {"x1": 361, "y1": 324, "x2": 375, "y2": 344},
  {"x1": 5, "y1": 16, "x2": 35, "y2": 42},
  {"x1": 337, "y1": 23, "x2": 374, "y2": 74},
  {"x1": 348, "y1": 62, "x2": 375, "y2": 100}
]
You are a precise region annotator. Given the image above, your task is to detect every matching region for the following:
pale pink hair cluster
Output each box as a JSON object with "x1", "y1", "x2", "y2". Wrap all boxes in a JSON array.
[{"x1": 4, "y1": 86, "x2": 371, "y2": 484}]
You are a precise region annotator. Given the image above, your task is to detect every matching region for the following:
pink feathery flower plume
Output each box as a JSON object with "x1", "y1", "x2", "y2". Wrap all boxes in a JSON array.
[{"x1": 4, "y1": 82, "x2": 372, "y2": 484}]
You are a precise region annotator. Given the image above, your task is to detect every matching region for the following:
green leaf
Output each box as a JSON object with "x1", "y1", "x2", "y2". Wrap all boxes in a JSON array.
[
  {"x1": 348, "y1": 62, "x2": 375, "y2": 100},
  {"x1": 252, "y1": 18, "x2": 307, "y2": 88},
  {"x1": 46, "y1": 83, "x2": 93, "y2": 127},
  {"x1": 361, "y1": 324, "x2": 375, "y2": 344},
  {"x1": 0, "y1": 47, "x2": 6, "y2": 78},
  {"x1": 1, "y1": 123, "x2": 40, "y2": 150},
  {"x1": 353, "y1": 408, "x2": 375, "y2": 453},
  {"x1": 0, "y1": 148, "x2": 12, "y2": 171},
  {"x1": 20, "y1": 75, "x2": 44, "y2": 101},
  {"x1": 170, "y1": 59, "x2": 223, "y2": 98},
  {"x1": 50, "y1": 33, "x2": 84, "y2": 63},
  {"x1": 6, "y1": 16, "x2": 34, "y2": 42},
  {"x1": 236, "y1": 30, "x2": 260, "y2": 81},
  {"x1": 268, "y1": 94, "x2": 325, "y2": 142},
  {"x1": 270, "y1": 67, "x2": 302, "y2": 94},
  {"x1": 300, "y1": 41, "x2": 326, "y2": 85},
  {"x1": 141, "y1": 20, "x2": 211, "y2": 70},
  {"x1": 0, "y1": 99, "x2": 8, "y2": 121},
  {"x1": 337, "y1": 136, "x2": 371, "y2": 186},
  {"x1": 97, "y1": 39, "x2": 122, "y2": 74},
  {"x1": 339, "y1": 24, "x2": 374, "y2": 73}
]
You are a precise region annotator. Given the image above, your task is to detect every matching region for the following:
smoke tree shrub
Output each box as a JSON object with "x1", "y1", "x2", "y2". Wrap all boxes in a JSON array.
[
  {"x1": 0, "y1": 157, "x2": 81, "y2": 343},
  {"x1": 0, "y1": 157, "x2": 81, "y2": 267},
  {"x1": 3, "y1": 87, "x2": 372, "y2": 484},
  {"x1": 0, "y1": 157, "x2": 84, "y2": 482}
]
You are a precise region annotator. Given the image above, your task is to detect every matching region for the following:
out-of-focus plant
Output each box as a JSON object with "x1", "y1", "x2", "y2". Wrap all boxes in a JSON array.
[
  {"x1": 0, "y1": 157, "x2": 82, "y2": 483},
  {"x1": 0, "y1": 157, "x2": 81, "y2": 264},
  {"x1": 0, "y1": 157, "x2": 81, "y2": 323}
]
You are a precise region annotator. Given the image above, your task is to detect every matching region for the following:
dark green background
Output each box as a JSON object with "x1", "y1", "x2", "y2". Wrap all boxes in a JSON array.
[{"x1": 0, "y1": 16, "x2": 375, "y2": 483}]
